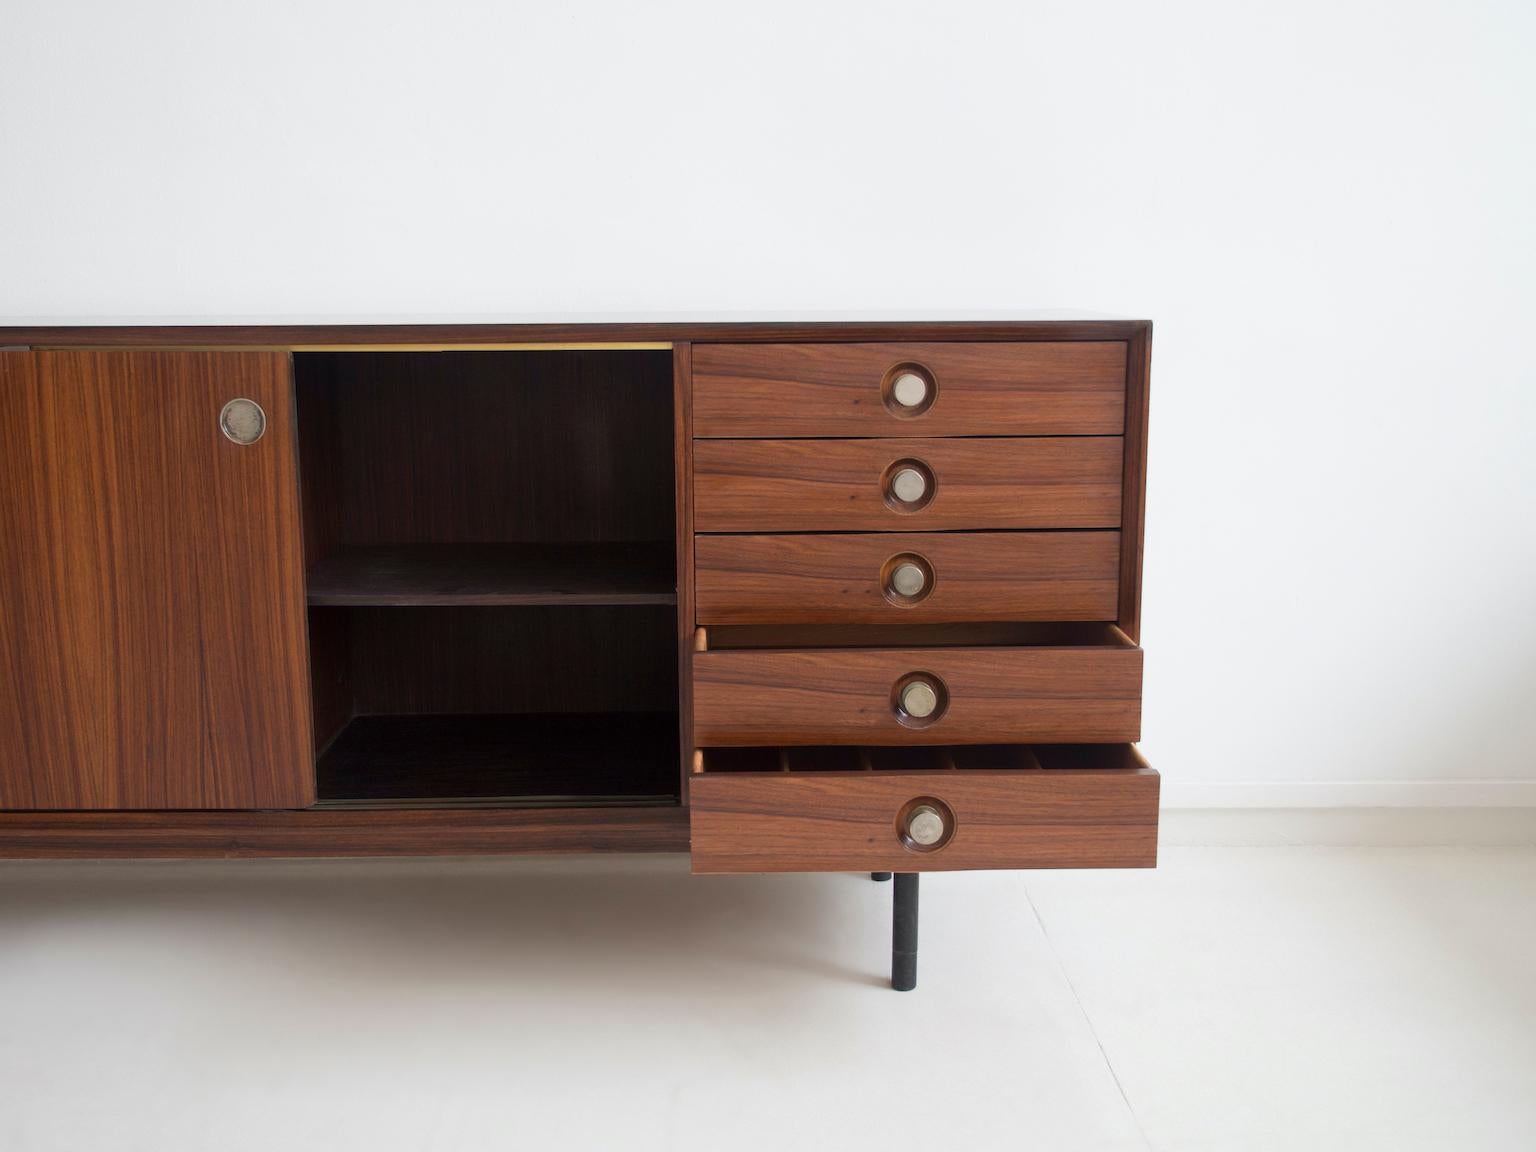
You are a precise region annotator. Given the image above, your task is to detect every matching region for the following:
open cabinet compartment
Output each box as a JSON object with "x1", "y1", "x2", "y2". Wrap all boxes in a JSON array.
[{"x1": 295, "y1": 350, "x2": 679, "y2": 808}]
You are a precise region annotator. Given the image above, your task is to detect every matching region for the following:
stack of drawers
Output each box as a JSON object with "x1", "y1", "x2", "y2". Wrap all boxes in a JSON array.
[{"x1": 684, "y1": 341, "x2": 1159, "y2": 873}]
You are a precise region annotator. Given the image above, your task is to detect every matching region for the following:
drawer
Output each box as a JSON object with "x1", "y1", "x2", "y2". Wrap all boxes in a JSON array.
[
  {"x1": 694, "y1": 531, "x2": 1120, "y2": 624},
  {"x1": 691, "y1": 624, "x2": 1142, "y2": 745},
  {"x1": 693, "y1": 437, "x2": 1123, "y2": 532},
  {"x1": 689, "y1": 744, "x2": 1159, "y2": 873},
  {"x1": 692, "y1": 342, "x2": 1127, "y2": 438}
]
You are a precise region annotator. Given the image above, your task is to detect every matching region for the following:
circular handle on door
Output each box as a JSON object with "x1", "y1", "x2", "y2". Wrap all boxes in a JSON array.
[
  {"x1": 219, "y1": 398, "x2": 267, "y2": 445},
  {"x1": 892, "y1": 672, "x2": 947, "y2": 727}
]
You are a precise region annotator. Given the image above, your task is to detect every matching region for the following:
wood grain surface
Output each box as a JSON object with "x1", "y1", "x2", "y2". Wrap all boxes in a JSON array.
[
  {"x1": 344, "y1": 605, "x2": 677, "y2": 716},
  {"x1": 674, "y1": 343, "x2": 697, "y2": 801},
  {"x1": 692, "y1": 342, "x2": 1127, "y2": 437},
  {"x1": 692, "y1": 436, "x2": 1123, "y2": 532},
  {"x1": 293, "y1": 350, "x2": 675, "y2": 549},
  {"x1": 0, "y1": 351, "x2": 313, "y2": 809},
  {"x1": 1118, "y1": 322, "x2": 1152, "y2": 641},
  {"x1": 1, "y1": 319, "x2": 1152, "y2": 348},
  {"x1": 0, "y1": 805, "x2": 689, "y2": 858},
  {"x1": 304, "y1": 542, "x2": 676, "y2": 606},
  {"x1": 689, "y1": 761, "x2": 1159, "y2": 873},
  {"x1": 693, "y1": 642, "x2": 1142, "y2": 745},
  {"x1": 694, "y1": 531, "x2": 1120, "y2": 624},
  {"x1": 314, "y1": 712, "x2": 679, "y2": 805}
]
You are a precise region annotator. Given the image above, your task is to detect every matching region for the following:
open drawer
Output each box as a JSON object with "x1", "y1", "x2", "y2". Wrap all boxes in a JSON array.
[
  {"x1": 688, "y1": 744, "x2": 1159, "y2": 873},
  {"x1": 692, "y1": 622, "x2": 1142, "y2": 745}
]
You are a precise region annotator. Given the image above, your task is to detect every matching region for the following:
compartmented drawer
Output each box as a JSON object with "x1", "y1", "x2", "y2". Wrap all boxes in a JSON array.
[
  {"x1": 692, "y1": 623, "x2": 1141, "y2": 745},
  {"x1": 692, "y1": 342, "x2": 1128, "y2": 438},
  {"x1": 693, "y1": 437, "x2": 1123, "y2": 532},
  {"x1": 689, "y1": 744, "x2": 1159, "y2": 873},
  {"x1": 694, "y1": 531, "x2": 1120, "y2": 624}
]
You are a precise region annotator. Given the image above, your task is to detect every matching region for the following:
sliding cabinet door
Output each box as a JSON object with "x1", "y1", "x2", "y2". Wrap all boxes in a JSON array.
[{"x1": 0, "y1": 351, "x2": 313, "y2": 809}]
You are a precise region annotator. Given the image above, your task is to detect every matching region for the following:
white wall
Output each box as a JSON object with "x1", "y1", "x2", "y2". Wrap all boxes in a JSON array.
[{"x1": 3, "y1": 0, "x2": 1533, "y2": 804}]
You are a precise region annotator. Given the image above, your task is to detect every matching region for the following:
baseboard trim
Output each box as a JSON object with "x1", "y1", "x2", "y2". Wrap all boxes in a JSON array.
[
  {"x1": 1160, "y1": 806, "x2": 1536, "y2": 848},
  {"x1": 1162, "y1": 780, "x2": 1536, "y2": 810}
]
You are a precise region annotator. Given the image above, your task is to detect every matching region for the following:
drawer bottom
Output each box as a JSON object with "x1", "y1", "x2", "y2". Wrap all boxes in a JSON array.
[{"x1": 689, "y1": 744, "x2": 1158, "y2": 874}]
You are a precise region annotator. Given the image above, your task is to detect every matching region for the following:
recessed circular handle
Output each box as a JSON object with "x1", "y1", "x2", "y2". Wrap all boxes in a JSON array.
[
  {"x1": 889, "y1": 561, "x2": 927, "y2": 598},
  {"x1": 891, "y1": 672, "x2": 947, "y2": 727},
  {"x1": 897, "y1": 795, "x2": 955, "y2": 852},
  {"x1": 882, "y1": 458, "x2": 936, "y2": 513},
  {"x1": 906, "y1": 804, "x2": 946, "y2": 847},
  {"x1": 890, "y1": 466, "x2": 927, "y2": 503},
  {"x1": 881, "y1": 363, "x2": 937, "y2": 417},
  {"x1": 891, "y1": 372, "x2": 929, "y2": 409},
  {"x1": 900, "y1": 680, "x2": 938, "y2": 719},
  {"x1": 219, "y1": 398, "x2": 267, "y2": 445},
  {"x1": 881, "y1": 552, "x2": 935, "y2": 606}
]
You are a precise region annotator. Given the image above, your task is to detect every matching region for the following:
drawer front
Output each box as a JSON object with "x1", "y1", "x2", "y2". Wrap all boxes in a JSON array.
[
  {"x1": 692, "y1": 644, "x2": 1142, "y2": 745},
  {"x1": 689, "y1": 756, "x2": 1160, "y2": 873},
  {"x1": 694, "y1": 531, "x2": 1120, "y2": 624},
  {"x1": 693, "y1": 437, "x2": 1123, "y2": 532},
  {"x1": 692, "y1": 343, "x2": 1127, "y2": 437}
]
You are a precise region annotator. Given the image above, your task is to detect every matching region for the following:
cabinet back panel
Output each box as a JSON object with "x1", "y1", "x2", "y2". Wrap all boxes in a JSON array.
[
  {"x1": 294, "y1": 351, "x2": 674, "y2": 551},
  {"x1": 348, "y1": 606, "x2": 677, "y2": 716}
]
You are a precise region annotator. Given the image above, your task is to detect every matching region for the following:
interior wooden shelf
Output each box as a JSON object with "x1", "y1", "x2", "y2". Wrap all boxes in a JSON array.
[
  {"x1": 315, "y1": 712, "x2": 681, "y2": 808},
  {"x1": 306, "y1": 543, "x2": 676, "y2": 607}
]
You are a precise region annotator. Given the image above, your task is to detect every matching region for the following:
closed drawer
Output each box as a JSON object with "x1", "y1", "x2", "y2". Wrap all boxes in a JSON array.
[
  {"x1": 692, "y1": 625, "x2": 1142, "y2": 745},
  {"x1": 693, "y1": 437, "x2": 1123, "y2": 532},
  {"x1": 692, "y1": 343, "x2": 1127, "y2": 437},
  {"x1": 689, "y1": 744, "x2": 1159, "y2": 873},
  {"x1": 694, "y1": 531, "x2": 1119, "y2": 624}
]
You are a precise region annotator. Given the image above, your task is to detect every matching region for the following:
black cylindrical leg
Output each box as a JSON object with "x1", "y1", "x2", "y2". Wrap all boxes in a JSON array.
[
  {"x1": 871, "y1": 871, "x2": 892, "y2": 882},
  {"x1": 892, "y1": 872, "x2": 919, "y2": 991}
]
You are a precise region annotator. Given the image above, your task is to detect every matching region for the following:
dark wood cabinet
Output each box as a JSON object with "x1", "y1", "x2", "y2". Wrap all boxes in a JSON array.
[{"x1": 0, "y1": 321, "x2": 1155, "y2": 985}]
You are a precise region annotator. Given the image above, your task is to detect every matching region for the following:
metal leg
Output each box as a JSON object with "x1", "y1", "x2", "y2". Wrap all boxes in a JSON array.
[
  {"x1": 892, "y1": 872, "x2": 919, "y2": 991},
  {"x1": 870, "y1": 871, "x2": 892, "y2": 882}
]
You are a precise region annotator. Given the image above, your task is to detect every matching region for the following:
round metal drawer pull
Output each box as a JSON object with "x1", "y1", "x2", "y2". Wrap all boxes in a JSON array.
[
  {"x1": 906, "y1": 804, "x2": 947, "y2": 847},
  {"x1": 890, "y1": 466, "x2": 927, "y2": 503},
  {"x1": 882, "y1": 458, "x2": 936, "y2": 513},
  {"x1": 891, "y1": 372, "x2": 929, "y2": 409},
  {"x1": 900, "y1": 680, "x2": 939, "y2": 718},
  {"x1": 881, "y1": 364, "x2": 937, "y2": 417},
  {"x1": 881, "y1": 552, "x2": 935, "y2": 606},
  {"x1": 889, "y1": 561, "x2": 928, "y2": 598},
  {"x1": 897, "y1": 795, "x2": 955, "y2": 851},
  {"x1": 219, "y1": 398, "x2": 266, "y2": 445}
]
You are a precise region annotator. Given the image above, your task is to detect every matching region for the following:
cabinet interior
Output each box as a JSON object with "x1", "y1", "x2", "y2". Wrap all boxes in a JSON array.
[
  {"x1": 294, "y1": 350, "x2": 679, "y2": 808},
  {"x1": 699, "y1": 744, "x2": 1148, "y2": 774}
]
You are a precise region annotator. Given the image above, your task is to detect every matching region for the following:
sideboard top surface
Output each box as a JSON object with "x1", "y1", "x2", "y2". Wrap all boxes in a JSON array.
[{"x1": 0, "y1": 316, "x2": 1152, "y2": 348}]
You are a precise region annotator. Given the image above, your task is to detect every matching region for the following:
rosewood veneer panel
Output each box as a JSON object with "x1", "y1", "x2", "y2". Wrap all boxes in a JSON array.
[
  {"x1": 692, "y1": 342, "x2": 1127, "y2": 437},
  {"x1": 693, "y1": 644, "x2": 1142, "y2": 745},
  {"x1": 0, "y1": 351, "x2": 313, "y2": 810},
  {"x1": 693, "y1": 437, "x2": 1123, "y2": 532},
  {"x1": 689, "y1": 761, "x2": 1159, "y2": 873},
  {"x1": 694, "y1": 531, "x2": 1121, "y2": 624}
]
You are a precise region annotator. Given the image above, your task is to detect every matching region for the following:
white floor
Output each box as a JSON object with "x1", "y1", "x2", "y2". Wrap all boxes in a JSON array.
[{"x1": 2, "y1": 846, "x2": 1534, "y2": 1151}]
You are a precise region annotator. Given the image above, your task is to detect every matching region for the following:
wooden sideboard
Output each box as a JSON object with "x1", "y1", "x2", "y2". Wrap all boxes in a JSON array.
[{"x1": 0, "y1": 319, "x2": 1155, "y2": 989}]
